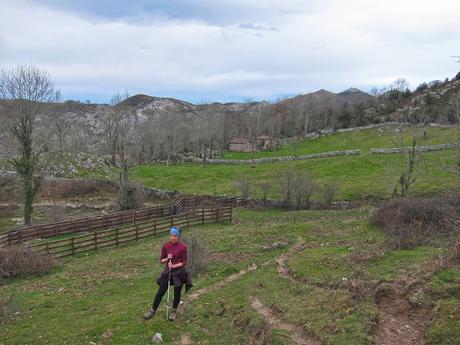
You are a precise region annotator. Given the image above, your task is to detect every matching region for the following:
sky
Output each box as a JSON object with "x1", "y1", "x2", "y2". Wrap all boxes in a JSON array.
[{"x1": 0, "y1": 0, "x2": 459, "y2": 104}]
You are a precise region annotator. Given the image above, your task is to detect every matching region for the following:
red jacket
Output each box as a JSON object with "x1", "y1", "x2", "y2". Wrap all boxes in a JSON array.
[{"x1": 160, "y1": 241, "x2": 187, "y2": 272}]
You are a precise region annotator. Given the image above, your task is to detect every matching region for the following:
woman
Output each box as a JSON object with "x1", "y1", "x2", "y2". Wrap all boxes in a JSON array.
[{"x1": 143, "y1": 226, "x2": 192, "y2": 321}]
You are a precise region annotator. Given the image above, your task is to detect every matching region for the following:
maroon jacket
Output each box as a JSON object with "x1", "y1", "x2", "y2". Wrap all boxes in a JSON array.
[
  {"x1": 156, "y1": 241, "x2": 193, "y2": 291},
  {"x1": 160, "y1": 241, "x2": 187, "y2": 272}
]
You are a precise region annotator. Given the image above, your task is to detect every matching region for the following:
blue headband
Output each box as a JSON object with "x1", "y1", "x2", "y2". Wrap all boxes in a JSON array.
[{"x1": 170, "y1": 226, "x2": 180, "y2": 237}]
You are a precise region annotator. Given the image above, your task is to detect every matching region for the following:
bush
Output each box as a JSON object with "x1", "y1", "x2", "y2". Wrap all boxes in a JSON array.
[
  {"x1": 370, "y1": 196, "x2": 459, "y2": 249},
  {"x1": 0, "y1": 246, "x2": 56, "y2": 278},
  {"x1": 182, "y1": 231, "x2": 209, "y2": 276},
  {"x1": 322, "y1": 183, "x2": 339, "y2": 208},
  {"x1": 40, "y1": 179, "x2": 117, "y2": 198},
  {"x1": 235, "y1": 174, "x2": 252, "y2": 199}
]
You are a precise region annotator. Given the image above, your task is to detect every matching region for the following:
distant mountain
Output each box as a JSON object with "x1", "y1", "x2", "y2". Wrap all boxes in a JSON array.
[
  {"x1": 1, "y1": 72, "x2": 459, "y2": 161},
  {"x1": 278, "y1": 88, "x2": 373, "y2": 112}
]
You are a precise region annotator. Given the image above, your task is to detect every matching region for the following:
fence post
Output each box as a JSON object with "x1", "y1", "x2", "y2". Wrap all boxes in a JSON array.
[
  {"x1": 135, "y1": 223, "x2": 139, "y2": 241},
  {"x1": 154, "y1": 219, "x2": 157, "y2": 234},
  {"x1": 95, "y1": 232, "x2": 98, "y2": 252},
  {"x1": 133, "y1": 211, "x2": 137, "y2": 224},
  {"x1": 71, "y1": 237, "x2": 75, "y2": 256},
  {"x1": 7, "y1": 231, "x2": 11, "y2": 246},
  {"x1": 46, "y1": 242, "x2": 50, "y2": 255},
  {"x1": 171, "y1": 214, "x2": 174, "y2": 228},
  {"x1": 202, "y1": 208, "x2": 205, "y2": 224},
  {"x1": 186, "y1": 212, "x2": 190, "y2": 226},
  {"x1": 230, "y1": 207, "x2": 233, "y2": 223},
  {"x1": 116, "y1": 228, "x2": 119, "y2": 247}
]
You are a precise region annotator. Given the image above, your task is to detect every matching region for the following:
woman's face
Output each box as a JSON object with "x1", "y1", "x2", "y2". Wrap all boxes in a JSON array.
[{"x1": 170, "y1": 234, "x2": 179, "y2": 244}]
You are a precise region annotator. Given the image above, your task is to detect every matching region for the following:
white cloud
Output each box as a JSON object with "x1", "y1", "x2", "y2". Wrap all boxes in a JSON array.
[{"x1": 0, "y1": 0, "x2": 459, "y2": 103}]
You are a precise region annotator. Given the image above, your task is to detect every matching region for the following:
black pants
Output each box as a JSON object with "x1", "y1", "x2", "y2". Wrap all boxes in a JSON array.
[{"x1": 152, "y1": 276, "x2": 183, "y2": 311}]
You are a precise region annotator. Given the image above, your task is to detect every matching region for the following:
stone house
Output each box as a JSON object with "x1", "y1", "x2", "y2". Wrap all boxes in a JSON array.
[
  {"x1": 229, "y1": 138, "x2": 256, "y2": 152},
  {"x1": 229, "y1": 136, "x2": 274, "y2": 152}
]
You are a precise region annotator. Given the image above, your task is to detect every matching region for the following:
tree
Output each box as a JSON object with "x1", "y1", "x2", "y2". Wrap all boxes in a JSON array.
[
  {"x1": 391, "y1": 135, "x2": 420, "y2": 198},
  {"x1": 0, "y1": 65, "x2": 60, "y2": 225},
  {"x1": 108, "y1": 92, "x2": 143, "y2": 210}
]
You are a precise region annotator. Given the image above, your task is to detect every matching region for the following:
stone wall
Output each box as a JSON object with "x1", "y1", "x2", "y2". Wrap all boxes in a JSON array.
[
  {"x1": 186, "y1": 149, "x2": 361, "y2": 165},
  {"x1": 370, "y1": 143, "x2": 459, "y2": 154}
]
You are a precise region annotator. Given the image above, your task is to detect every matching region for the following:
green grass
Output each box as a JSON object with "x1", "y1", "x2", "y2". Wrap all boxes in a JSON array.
[
  {"x1": 415, "y1": 267, "x2": 460, "y2": 345},
  {"x1": 222, "y1": 126, "x2": 458, "y2": 160},
  {"x1": 0, "y1": 216, "x2": 16, "y2": 233},
  {"x1": 133, "y1": 149, "x2": 459, "y2": 200},
  {"x1": 1, "y1": 207, "x2": 458, "y2": 345}
]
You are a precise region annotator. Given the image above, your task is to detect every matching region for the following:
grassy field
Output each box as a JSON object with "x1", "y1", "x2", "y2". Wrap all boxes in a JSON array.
[
  {"x1": 1, "y1": 207, "x2": 458, "y2": 345},
  {"x1": 133, "y1": 125, "x2": 459, "y2": 201},
  {"x1": 222, "y1": 125, "x2": 458, "y2": 160},
  {"x1": 133, "y1": 149, "x2": 458, "y2": 200}
]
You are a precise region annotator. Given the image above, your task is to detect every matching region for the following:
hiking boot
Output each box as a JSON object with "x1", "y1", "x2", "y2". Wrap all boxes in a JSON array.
[
  {"x1": 143, "y1": 308, "x2": 156, "y2": 320},
  {"x1": 168, "y1": 308, "x2": 177, "y2": 321}
]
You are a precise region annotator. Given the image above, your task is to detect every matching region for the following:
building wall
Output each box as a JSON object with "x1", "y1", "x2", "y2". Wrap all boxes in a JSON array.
[{"x1": 229, "y1": 143, "x2": 254, "y2": 152}]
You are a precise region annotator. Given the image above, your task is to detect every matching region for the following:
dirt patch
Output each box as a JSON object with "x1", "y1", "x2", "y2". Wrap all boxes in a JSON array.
[
  {"x1": 374, "y1": 284, "x2": 432, "y2": 345},
  {"x1": 179, "y1": 334, "x2": 193, "y2": 345},
  {"x1": 251, "y1": 297, "x2": 320, "y2": 345},
  {"x1": 275, "y1": 239, "x2": 308, "y2": 278}
]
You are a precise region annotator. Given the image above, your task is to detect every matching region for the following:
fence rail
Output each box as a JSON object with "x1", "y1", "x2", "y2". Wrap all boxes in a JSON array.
[
  {"x1": 0, "y1": 194, "x2": 244, "y2": 247},
  {"x1": 24, "y1": 207, "x2": 232, "y2": 258},
  {"x1": 0, "y1": 204, "x2": 181, "y2": 247}
]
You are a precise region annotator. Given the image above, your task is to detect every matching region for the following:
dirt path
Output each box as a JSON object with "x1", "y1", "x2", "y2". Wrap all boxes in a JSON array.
[
  {"x1": 374, "y1": 284, "x2": 432, "y2": 345},
  {"x1": 251, "y1": 297, "x2": 320, "y2": 345},
  {"x1": 275, "y1": 239, "x2": 308, "y2": 278}
]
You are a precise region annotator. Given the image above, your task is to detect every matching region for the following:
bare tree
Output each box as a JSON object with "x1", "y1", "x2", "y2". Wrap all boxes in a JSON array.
[
  {"x1": 278, "y1": 168, "x2": 297, "y2": 209},
  {"x1": 103, "y1": 91, "x2": 143, "y2": 210},
  {"x1": 235, "y1": 174, "x2": 252, "y2": 199},
  {"x1": 0, "y1": 65, "x2": 60, "y2": 225},
  {"x1": 391, "y1": 136, "x2": 421, "y2": 198},
  {"x1": 257, "y1": 181, "x2": 272, "y2": 204},
  {"x1": 294, "y1": 171, "x2": 316, "y2": 209}
]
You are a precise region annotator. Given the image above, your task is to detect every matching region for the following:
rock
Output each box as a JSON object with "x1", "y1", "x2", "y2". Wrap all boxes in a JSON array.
[
  {"x1": 262, "y1": 242, "x2": 288, "y2": 251},
  {"x1": 152, "y1": 333, "x2": 163, "y2": 343}
]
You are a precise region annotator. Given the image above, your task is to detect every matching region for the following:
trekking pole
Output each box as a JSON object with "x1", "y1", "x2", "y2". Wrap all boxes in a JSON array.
[{"x1": 166, "y1": 265, "x2": 171, "y2": 320}]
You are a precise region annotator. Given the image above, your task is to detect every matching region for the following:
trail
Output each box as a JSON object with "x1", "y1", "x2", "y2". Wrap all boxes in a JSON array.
[
  {"x1": 373, "y1": 284, "x2": 432, "y2": 345},
  {"x1": 251, "y1": 297, "x2": 320, "y2": 345}
]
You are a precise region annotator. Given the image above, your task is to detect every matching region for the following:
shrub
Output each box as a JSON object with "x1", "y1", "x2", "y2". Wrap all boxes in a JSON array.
[
  {"x1": 182, "y1": 231, "x2": 209, "y2": 276},
  {"x1": 277, "y1": 168, "x2": 297, "y2": 209},
  {"x1": 322, "y1": 183, "x2": 339, "y2": 208},
  {"x1": 235, "y1": 174, "x2": 252, "y2": 199},
  {"x1": 370, "y1": 196, "x2": 459, "y2": 249},
  {"x1": 40, "y1": 179, "x2": 116, "y2": 198},
  {"x1": 0, "y1": 246, "x2": 56, "y2": 278}
]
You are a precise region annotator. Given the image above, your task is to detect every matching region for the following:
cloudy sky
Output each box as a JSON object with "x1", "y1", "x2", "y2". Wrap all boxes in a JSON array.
[{"x1": 0, "y1": 0, "x2": 459, "y2": 104}]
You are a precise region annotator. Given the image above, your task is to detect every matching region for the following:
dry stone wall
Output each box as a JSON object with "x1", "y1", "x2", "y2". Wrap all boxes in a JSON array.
[
  {"x1": 186, "y1": 149, "x2": 361, "y2": 165},
  {"x1": 370, "y1": 143, "x2": 459, "y2": 154}
]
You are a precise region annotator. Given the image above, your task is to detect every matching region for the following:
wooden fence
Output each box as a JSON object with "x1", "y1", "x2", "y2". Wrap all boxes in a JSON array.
[
  {"x1": 0, "y1": 204, "x2": 181, "y2": 247},
  {"x1": 0, "y1": 195, "x2": 244, "y2": 247},
  {"x1": 25, "y1": 207, "x2": 232, "y2": 258}
]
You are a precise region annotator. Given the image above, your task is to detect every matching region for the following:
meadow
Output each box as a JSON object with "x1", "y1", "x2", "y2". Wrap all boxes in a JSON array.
[{"x1": 1, "y1": 208, "x2": 458, "y2": 344}]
